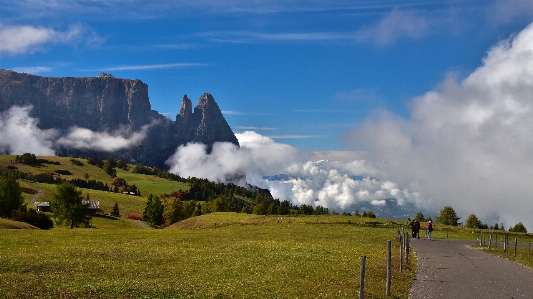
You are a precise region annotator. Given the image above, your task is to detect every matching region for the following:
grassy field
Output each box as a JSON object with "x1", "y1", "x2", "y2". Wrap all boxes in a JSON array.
[
  {"x1": 0, "y1": 155, "x2": 191, "y2": 199},
  {"x1": 0, "y1": 213, "x2": 416, "y2": 299},
  {"x1": 0, "y1": 155, "x2": 115, "y2": 184},
  {"x1": 116, "y1": 168, "x2": 190, "y2": 197}
]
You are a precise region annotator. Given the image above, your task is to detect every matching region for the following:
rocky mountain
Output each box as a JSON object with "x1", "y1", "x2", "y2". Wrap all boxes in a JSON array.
[{"x1": 0, "y1": 69, "x2": 239, "y2": 168}]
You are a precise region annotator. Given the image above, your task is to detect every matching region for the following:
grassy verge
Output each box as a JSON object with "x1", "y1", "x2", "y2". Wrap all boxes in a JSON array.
[{"x1": 0, "y1": 213, "x2": 415, "y2": 298}]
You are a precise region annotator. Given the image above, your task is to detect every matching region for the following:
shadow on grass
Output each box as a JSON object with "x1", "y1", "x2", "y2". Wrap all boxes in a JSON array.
[{"x1": 93, "y1": 214, "x2": 119, "y2": 221}]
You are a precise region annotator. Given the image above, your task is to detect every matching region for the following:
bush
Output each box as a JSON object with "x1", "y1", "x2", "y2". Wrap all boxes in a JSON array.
[
  {"x1": 11, "y1": 207, "x2": 54, "y2": 230},
  {"x1": 127, "y1": 213, "x2": 143, "y2": 221}
]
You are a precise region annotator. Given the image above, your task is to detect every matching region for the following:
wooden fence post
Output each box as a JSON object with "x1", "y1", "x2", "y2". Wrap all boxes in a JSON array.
[
  {"x1": 360, "y1": 255, "x2": 366, "y2": 299},
  {"x1": 515, "y1": 238, "x2": 518, "y2": 256},
  {"x1": 529, "y1": 243, "x2": 531, "y2": 259},
  {"x1": 405, "y1": 233, "x2": 410, "y2": 264},
  {"x1": 399, "y1": 232, "x2": 403, "y2": 273},
  {"x1": 386, "y1": 240, "x2": 391, "y2": 296}
]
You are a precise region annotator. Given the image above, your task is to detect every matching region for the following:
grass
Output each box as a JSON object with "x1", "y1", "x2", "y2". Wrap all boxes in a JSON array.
[
  {"x1": 0, "y1": 218, "x2": 38, "y2": 229},
  {"x1": 115, "y1": 168, "x2": 190, "y2": 197},
  {"x1": 0, "y1": 155, "x2": 115, "y2": 185},
  {"x1": 0, "y1": 213, "x2": 416, "y2": 299}
]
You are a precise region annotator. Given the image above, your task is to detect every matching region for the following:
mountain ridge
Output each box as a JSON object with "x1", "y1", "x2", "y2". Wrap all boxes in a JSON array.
[{"x1": 0, "y1": 69, "x2": 239, "y2": 168}]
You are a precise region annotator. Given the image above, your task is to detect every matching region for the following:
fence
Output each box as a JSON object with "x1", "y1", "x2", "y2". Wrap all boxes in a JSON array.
[
  {"x1": 478, "y1": 231, "x2": 531, "y2": 258},
  {"x1": 359, "y1": 225, "x2": 411, "y2": 298}
]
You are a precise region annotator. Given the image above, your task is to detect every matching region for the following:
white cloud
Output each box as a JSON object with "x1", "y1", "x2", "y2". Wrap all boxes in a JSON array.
[
  {"x1": 57, "y1": 120, "x2": 158, "y2": 152},
  {"x1": 165, "y1": 131, "x2": 416, "y2": 213},
  {"x1": 355, "y1": 8, "x2": 429, "y2": 45},
  {"x1": 345, "y1": 22, "x2": 533, "y2": 229},
  {"x1": 0, "y1": 106, "x2": 57, "y2": 155},
  {"x1": 101, "y1": 63, "x2": 208, "y2": 71},
  {"x1": 0, "y1": 23, "x2": 103, "y2": 55}
]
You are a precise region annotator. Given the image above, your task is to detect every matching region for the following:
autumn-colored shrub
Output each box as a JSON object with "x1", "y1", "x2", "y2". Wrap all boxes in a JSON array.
[{"x1": 126, "y1": 213, "x2": 143, "y2": 221}]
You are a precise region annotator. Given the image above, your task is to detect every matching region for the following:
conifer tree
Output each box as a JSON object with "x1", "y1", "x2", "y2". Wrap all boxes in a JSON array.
[{"x1": 111, "y1": 202, "x2": 120, "y2": 217}]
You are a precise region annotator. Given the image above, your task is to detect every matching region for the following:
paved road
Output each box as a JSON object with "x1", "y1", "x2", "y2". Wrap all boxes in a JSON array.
[{"x1": 410, "y1": 238, "x2": 533, "y2": 298}]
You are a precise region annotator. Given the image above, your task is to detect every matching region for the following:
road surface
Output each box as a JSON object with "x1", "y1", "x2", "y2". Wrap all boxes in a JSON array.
[{"x1": 410, "y1": 238, "x2": 533, "y2": 298}]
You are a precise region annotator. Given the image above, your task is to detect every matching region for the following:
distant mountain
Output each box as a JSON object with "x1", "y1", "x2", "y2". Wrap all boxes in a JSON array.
[{"x1": 0, "y1": 70, "x2": 238, "y2": 168}]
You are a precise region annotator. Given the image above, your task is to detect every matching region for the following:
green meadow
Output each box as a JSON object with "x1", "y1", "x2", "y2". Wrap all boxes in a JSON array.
[{"x1": 0, "y1": 214, "x2": 416, "y2": 299}]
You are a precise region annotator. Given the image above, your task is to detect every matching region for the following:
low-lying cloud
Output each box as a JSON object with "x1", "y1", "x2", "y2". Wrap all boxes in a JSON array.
[
  {"x1": 0, "y1": 106, "x2": 57, "y2": 155},
  {"x1": 57, "y1": 120, "x2": 158, "y2": 152},
  {"x1": 345, "y1": 22, "x2": 533, "y2": 229},
  {"x1": 0, "y1": 105, "x2": 155, "y2": 155}
]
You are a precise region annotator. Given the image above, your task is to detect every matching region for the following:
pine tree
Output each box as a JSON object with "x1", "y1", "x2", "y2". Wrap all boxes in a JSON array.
[{"x1": 111, "y1": 202, "x2": 120, "y2": 217}]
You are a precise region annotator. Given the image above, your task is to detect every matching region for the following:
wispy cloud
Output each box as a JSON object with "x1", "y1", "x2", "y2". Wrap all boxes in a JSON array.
[
  {"x1": 234, "y1": 126, "x2": 277, "y2": 130},
  {"x1": 100, "y1": 63, "x2": 208, "y2": 71},
  {"x1": 355, "y1": 8, "x2": 430, "y2": 45},
  {"x1": 222, "y1": 110, "x2": 274, "y2": 116},
  {"x1": 11, "y1": 66, "x2": 53, "y2": 74},
  {"x1": 206, "y1": 31, "x2": 354, "y2": 43},
  {"x1": 269, "y1": 134, "x2": 323, "y2": 139},
  {"x1": 0, "y1": 23, "x2": 104, "y2": 55}
]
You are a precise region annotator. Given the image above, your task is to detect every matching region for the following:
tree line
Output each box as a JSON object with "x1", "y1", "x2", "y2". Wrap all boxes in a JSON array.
[{"x1": 414, "y1": 206, "x2": 527, "y2": 233}]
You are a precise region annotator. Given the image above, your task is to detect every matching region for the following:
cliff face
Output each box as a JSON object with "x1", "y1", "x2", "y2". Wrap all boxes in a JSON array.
[{"x1": 0, "y1": 70, "x2": 239, "y2": 168}]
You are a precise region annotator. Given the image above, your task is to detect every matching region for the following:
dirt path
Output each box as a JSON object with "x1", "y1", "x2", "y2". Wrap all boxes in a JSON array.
[
  {"x1": 129, "y1": 219, "x2": 152, "y2": 229},
  {"x1": 409, "y1": 238, "x2": 533, "y2": 298},
  {"x1": 28, "y1": 183, "x2": 43, "y2": 205}
]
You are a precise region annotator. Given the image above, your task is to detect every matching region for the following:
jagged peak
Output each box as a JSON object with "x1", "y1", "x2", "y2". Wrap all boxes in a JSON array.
[
  {"x1": 97, "y1": 72, "x2": 115, "y2": 78},
  {"x1": 178, "y1": 94, "x2": 193, "y2": 118},
  {"x1": 198, "y1": 93, "x2": 215, "y2": 107}
]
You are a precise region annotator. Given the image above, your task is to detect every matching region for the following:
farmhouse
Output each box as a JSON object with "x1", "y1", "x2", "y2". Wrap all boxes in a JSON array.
[{"x1": 34, "y1": 200, "x2": 100, "y2": 214}]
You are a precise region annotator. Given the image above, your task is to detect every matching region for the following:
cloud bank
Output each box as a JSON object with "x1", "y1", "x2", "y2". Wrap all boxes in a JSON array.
[
  {"x1": 166, "y1": 131, "x2": 416, "y2": 213},
  {"x1": 346, "y1": 22, "x2": 533, "y2": 229}
]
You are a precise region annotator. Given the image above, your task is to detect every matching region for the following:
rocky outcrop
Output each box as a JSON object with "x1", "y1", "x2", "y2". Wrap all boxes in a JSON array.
[{"x1": 0, "y1": 69, "x2": 239, "y2": 168}]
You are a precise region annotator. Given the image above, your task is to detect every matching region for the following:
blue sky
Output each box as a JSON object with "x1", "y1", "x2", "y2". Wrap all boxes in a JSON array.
[{"x1": 2, "y1": 0, "x2": 533, "y2": 151}]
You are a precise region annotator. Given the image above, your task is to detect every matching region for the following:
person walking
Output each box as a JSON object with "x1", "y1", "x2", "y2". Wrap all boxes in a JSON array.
[
  {"x1": 414, "y1": 219, "x2": 421, "y2": 239},
  {"x1": 426, "y1": 220, "x2": 433, "y2": 240},
  {"x1": 409, "y1": 219, "x2": 416, "y2": 238}
]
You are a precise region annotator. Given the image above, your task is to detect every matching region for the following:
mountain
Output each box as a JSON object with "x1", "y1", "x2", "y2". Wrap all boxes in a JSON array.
[{"x1": 0, "y1": 70, "x2": 239, "y2": 168}]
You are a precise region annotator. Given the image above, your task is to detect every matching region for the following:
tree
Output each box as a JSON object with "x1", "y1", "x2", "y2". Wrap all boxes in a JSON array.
[
  {"x1": 253, "y1": 203, "x2": 266, "y2": 215},
  {"x1": 143, "y1": 194, "x2": 164, "y2": 226},
  {"x1": 50, "y1": 182, "x2": 92, "y2": 229},
  {"x1": 0, "y1": 173, "x2": 24, "y2": 218},
  {"x1": 465, "y1": 214, "x2": 482, "y2": 228},
  {"x1": 163, "y1": 197, "x2": 185, "y2": 225},
  {"x1": 436, "y1": 206, "x2": 460, "y2": 226},
  {"x1": 111, "y1": 202, "x2": 120, "y2": 217},
  {"x1": 509, "y1": 222, "x2": 527, "y2": 233},
  {"x1": 415, "y1": 211, "x2": 425, "y2": 221}
]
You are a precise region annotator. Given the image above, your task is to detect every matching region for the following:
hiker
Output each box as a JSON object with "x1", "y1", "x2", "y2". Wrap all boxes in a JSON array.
[
  {"x1": 414, "y1": 219, "x2": 421, "y2": 239},
  {"x1": 426, "y1": 220, "x2": 433, "y2": 239},
  {"x1": 409, "y1": 219, "x2": 416, "y2": 238}
]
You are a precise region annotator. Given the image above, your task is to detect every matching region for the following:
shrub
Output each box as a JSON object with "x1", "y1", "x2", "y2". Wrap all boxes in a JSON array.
[
  {"x1": 127, "y1": 213, "x2": 143, "y2": 221},
  {"x1": 11, "y1": 207, "x2": 54, "y2": 230}
]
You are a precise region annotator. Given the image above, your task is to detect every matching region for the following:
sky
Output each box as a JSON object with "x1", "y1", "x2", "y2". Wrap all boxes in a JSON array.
[{"x1": 2, "y1": 0, "x2": 533, "y2": 229}]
